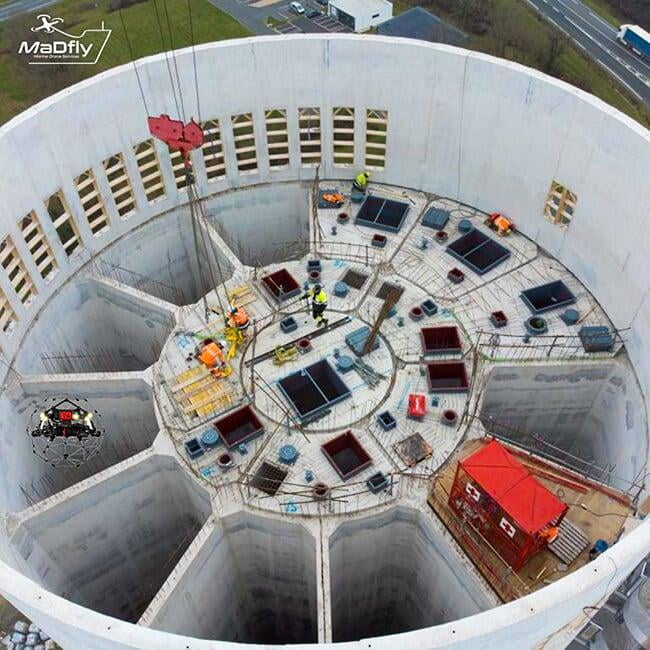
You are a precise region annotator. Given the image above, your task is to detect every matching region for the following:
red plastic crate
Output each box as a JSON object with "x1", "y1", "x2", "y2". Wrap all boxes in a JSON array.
[{"x1": 408, "y1": 393, "x2": 427, "y2": 419}]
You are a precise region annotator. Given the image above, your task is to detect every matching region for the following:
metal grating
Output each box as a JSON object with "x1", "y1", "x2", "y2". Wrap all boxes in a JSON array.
[
  {"x1": 342, "y1": 269, "x2": 369, "y2": 290},
  {"x1": 250, "y1": 461, "x2": 288, "y2": 496},
  {"x1": 549, "y1": 518, "x2": 590, "y2": 565},
  {"x1": 376, "y1": 281, "x2": 404, "y2": 301}
]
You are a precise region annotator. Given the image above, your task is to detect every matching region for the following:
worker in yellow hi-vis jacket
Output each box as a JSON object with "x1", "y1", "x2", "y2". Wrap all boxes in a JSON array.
[
  {"x1": 303, "y1": 284, "x2": 329, "y2": 327},
  {"x1": 353, "y1": 171, "x2": 370, "y2": 193}
]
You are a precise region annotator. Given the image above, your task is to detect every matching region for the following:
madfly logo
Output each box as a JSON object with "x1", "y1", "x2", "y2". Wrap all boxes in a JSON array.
[{"x1": 18, "y1": 14, "x2": 111, "y2": 65}]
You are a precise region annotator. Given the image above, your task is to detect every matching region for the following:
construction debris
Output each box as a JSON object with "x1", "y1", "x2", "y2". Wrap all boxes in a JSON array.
[{"x1": 351, "y1": 358, "x2": 386, "y2": 388}]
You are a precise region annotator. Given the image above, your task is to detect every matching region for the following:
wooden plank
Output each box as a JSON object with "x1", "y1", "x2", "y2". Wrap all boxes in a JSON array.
[
  {"x1": 228, "y1": 284, "x2": 252, "y2": 299},
  {"x1": 182, "y1": 386, "x2": 229, "y2": 414},
  {"x1": 196, "y1": 395, "x2": 233, "y2": 418},
  {"x1": 530, "y1": 468, "x2": 589, "y2": 494},
  {"x1": 177, "y1": 376, "x2": 218, "y2": 400},
  {"x1": 171, "y1": 367, "x2": 210, "y2": 392}
]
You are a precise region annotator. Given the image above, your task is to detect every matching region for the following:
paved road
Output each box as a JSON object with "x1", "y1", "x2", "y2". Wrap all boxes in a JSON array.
[
  {"x1": 526, "y1": 0, "x2": 650, "y2": 106},
  {"x1": 207, "y1": 0, "x2": 345, "y2": 36},
  {"x1": 207, "y1": 0, "x2": 274, "y2": 35},
  {"x1": 0, "y1": 0, "x2": 58, "y2": 22}
]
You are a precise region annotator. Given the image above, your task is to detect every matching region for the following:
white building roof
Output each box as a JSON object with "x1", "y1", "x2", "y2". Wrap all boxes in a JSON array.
[{"x1": 329, "y1": 0, "x2": 391, "y2": 16}]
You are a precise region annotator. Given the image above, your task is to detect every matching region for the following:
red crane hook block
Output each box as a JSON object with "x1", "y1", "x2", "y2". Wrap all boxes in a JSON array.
[{"x1": 147, "y1": 114, "x2": 204, "y2": 162}]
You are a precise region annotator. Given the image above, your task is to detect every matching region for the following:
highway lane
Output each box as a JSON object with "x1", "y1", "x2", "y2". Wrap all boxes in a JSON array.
[
  {"x1": 0, "y1": 0, "x2": 58, "y2": 22},
  {"x1": 526, "y1": 0, "x2": 650, "y2": 106}
]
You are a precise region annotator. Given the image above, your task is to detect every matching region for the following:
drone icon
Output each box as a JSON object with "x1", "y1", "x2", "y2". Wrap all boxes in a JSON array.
[
  {"x1": 28, "y1": 398, "x2": 103, "y2": 468},
  {"x1": 31, "y1": 14, "x2": 64, "y2": 34}
]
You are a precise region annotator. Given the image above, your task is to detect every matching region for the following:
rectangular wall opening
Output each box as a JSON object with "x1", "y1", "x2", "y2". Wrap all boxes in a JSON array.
[
  {"x1": 19, "y1": 211, "x2": 57, "y2": 281},
  {"x1": 365, "y1": 109, "x2": 387, "y2": 171},
  {"x1": 299, "y1": 107, "x2": 321, "y2": 166},
  {"x1": 45, "y1": 191, "x2": 82, "y2": 257},
  {"x1": 169, "y1": 147, "x2": 189, "y2": 191},
  {"x1": 0, "y1": 286, "x2": 16, "y2": 334},
  {"x1": 232, "y1": 112, "x2": 257, "y2": 174},
  {"x1": 265, "y1": 109, "x2": 290, "y2": 169},
  {"x1": 201, "y1": 118, "x2": 226, "y2": 181},
  {"x1": 0, "y1": 236, "x2": 36, "y2": 305},
  {"x1": 75, "y1": 169, "x2": 110, "y2": 236},
  {"x1": 332, "y1": 106, "x2": 355, "y2": 167},
  {"x1": 103, "y1": 153, "x2": 136, "y2": 219},
  {"x1": 134, "y1": 140, "x2": 166, "y2": 203}
]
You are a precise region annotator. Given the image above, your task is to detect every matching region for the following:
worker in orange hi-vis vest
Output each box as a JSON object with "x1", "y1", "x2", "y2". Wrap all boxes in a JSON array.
[
  {"x1": 539, "y1": 526, "x2": 560, "y2": 544},
  {"x1": 198, "y1": 339, "x2": 227, "y2": 370},
  {"x1": 226, "y1": 305, "x2": 250, "y2": 333}
]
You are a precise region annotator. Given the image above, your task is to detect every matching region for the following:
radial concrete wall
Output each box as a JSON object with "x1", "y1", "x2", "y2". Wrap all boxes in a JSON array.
[{"x1": 0, "y1": 34, "x2": 648, "y2": 649}]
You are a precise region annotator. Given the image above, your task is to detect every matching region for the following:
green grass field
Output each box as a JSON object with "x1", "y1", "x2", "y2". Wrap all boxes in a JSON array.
[{"x1": 0, "y1": 0, "x2": 250, "y2": 125}]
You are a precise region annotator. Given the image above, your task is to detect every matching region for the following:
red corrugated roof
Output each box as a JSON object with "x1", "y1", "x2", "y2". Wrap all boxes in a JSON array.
[{"x1": 460, "y1": 440, "x2": 567, "y2": 535}]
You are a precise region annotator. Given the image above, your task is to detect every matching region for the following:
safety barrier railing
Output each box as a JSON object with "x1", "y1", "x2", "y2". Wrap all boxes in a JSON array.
[
  {"x1": 39, "y1": 349, "x2": 144, "y2": 374},
  {"x1": 474, "y1": 328, "x2": 627, "y2": 363},
  {"x1": 90, "y1": 258, "x2": 186, "y2": 306},
  {"x1": 476, "y1": 414, "x2": 645, "y2": 505},
  {"x1": 310, "y1": 239, "x2": 385, "y2": 266}
]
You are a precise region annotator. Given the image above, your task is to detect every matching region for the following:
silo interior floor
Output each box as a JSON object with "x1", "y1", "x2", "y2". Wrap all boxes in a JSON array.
[{"x1": 2, "y1": 180, "x2": 644, "y2": 644}]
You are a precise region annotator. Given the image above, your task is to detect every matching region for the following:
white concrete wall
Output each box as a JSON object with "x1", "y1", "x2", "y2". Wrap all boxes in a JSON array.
[
  {"x1": 0, "y1": 375, "x2": 159, "y2": 511},
  {"x1": 97, "y1": 208, "x2": 234, "y2": 305},
  {"x1": 204, "y1": 183, "x2": 310, "y2": 266},
  {"x1": 0, "y1": 34, "x2": 648, "y2": 649},
  {"x1": 480, "y1": 362, "x2": 647, "y2": 492},
  {"x1": 14, "y1": 277, "x2": 174, "y2": 374},
  {"x1": 329, "y1": 507, "x2": 495, "y2": 641},
  {"x1": 9, "y1": 455, "x2": 210, "y2": 623},
  {"x1": 144, "y1": 513, "x2": 318, "y2": 644}
]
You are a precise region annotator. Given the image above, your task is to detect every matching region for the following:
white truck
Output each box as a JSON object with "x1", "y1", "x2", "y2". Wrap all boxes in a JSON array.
[{"x1": 617, "y1": 24, "x2": 650, "y2": 59}]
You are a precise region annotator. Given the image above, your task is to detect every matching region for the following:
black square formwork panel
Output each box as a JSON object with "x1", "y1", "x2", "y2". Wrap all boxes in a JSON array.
[
  {"x1": 278, "y1": 360, "x2": 351, "y2": 421},
  {"x1": 446, "y1": 230, "x2": 511, "y2": 275},
  {"x1": 520, "y1": 280, "x2": 577, "y2": 314},
  {"x1": 355, "y1": 197, "x2": 410, "y2": 233}
]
